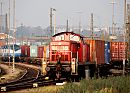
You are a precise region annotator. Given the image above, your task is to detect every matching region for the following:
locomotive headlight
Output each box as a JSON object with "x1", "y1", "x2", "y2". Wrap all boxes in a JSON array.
[
  {"x1": 72, "y1": 61, "x2": 75, "y2": 65},
  {"x1": 42, "y1": 61, "x2": 46, "y2": 65},
  {"x1": 65, "y1": 67, "x2": 71, "y2": 72},
  {"x1": 45, "y1": 67, "x2": 50, "y2": 72}
]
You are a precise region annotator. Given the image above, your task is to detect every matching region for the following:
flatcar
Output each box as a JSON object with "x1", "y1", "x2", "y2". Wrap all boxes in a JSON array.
[{"x1": 42, "y1": 32, "x2": 92, "y2": 80}]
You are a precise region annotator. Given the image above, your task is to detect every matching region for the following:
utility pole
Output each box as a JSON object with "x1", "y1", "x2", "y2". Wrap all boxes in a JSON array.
[
  {"x1": 21, "y1": 23, "x2": 23, "y2": 45},
  {"x1": 0, "y1": 0, "x2": 2, "y2": 33},
  {"x1": 50, "y1": 8, "x2": 56, "y2": 36},
  {"x1": 112, "y1": 0, "x2": 115, "y2": 36},
  {"x1": 123, "y1": 0, "x2": 127, "y2": 76},
  {"x1": 53, "y1": 9, "x2": 56, "y2": 35},
  {"x1": 79, "y1": 19, "x2": 81, "y2": 34},
  {"x1": 127, "y1": 4, "x2": 130, "y2": 60},
  {"x1": 8, "y1": 0, "x2": 11, "y2": 66},
  {"x1": 12, "y1": 0, "x2": 16, "y2": 73},
  {"x1": 50, "y1": 8, "x2": 53, "y2": 36},
  {"x1": 90, "y1": 13, "x2": 94, "y2": 40},
  {"x1": 66, "y1": 19, "x2": 69, "y2": 32},
  {"x1": 5, "y1": 14, "x2": 9, "y2": 64}
]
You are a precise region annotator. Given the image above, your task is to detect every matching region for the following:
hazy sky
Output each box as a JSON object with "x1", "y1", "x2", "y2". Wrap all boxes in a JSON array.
[{"x1": 3, "y1": 0, "x2": 130, "y2": 28}]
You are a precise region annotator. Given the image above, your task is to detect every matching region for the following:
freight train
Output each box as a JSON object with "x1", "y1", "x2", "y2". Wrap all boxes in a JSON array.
[
  {"x1": 0, "y1": 31, "x2": 128, "y2": 79},
  {"x1": 42, "y1": 32, "x2": 128, "y2": 80}
]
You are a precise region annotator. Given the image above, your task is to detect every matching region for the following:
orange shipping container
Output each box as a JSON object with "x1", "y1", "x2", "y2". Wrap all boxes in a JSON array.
[
  {"x1": 85, "y1": 40, "x2": 105, "y2": 64},
  {"x1": 110, "y1": 42, "x2": 127, "y2": 61}
]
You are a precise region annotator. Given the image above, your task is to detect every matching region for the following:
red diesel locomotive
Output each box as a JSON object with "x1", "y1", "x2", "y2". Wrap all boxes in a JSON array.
[{"x1": 42, "y1": 32, "x2": 91, "y2": 80}]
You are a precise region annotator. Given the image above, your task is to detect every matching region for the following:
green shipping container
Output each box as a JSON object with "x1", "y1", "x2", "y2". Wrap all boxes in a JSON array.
[{"x1": 30, "y1": 45, "x2": 38, "y2": 57}]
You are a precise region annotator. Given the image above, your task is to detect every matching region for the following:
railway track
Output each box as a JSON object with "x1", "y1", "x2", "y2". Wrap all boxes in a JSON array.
[
  {"x1": 0, "y1": 62, "x2": 66, "y2": 92},
  {"x1": 0, "y1": 67, "x2": 6, "y2": 77},
  {"x1": 0, "y1": 62, "x2": 41, "y2": 92}
]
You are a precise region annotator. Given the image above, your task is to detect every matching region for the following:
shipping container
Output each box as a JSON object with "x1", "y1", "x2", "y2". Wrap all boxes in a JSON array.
[
  {"x1": 110, "y1": 42, "x2": 127, "y2": 61},
  {"x1": 30, "y1": 45, "x2": 38, "y2": 57},
  {"x1": 21, "y1": 45, "x2": 30, "y2": 57},
  {"x1": 105, "y1": 41, "x2": 110, "y2": 64},
  {"x1": 0, "y1": 40, "x2": 5, "y2": 47},
  {"x1": 37, "y1": 46, "x2": 44, "y2": 58},
  {"x1": 85, "y1": 40, "x2": 105, "y2": 64},
  {"x1": 78, "y1": 43, "x2": 90, "y2": 63},
  {"x1": 86, "y1": 44, "x2": 90, "y2": 62}
]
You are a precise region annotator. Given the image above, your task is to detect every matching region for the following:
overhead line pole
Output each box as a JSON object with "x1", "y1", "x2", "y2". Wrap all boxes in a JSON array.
[
  {"x1": 12, "y1": 0, "x2": 16, "y2": 73},
  {"x1": 8, "y1": 0, "x2": 11, "y2": 66},
  {"x1": 90, "y1": 13, "x2": 93, "y2": 40},
  {"x1": 123, "y1": 0, "x2": 127, "y2": 76},
  {"x1": 53, "y1": 9, "x2": 56, "y2": 35},
  {"x1": 66, "y1": 19, "x2": 69, "y2": 32},
  {"x1": 109, "y1": 0, "x2": 116, "y2": 40},
  {"x1": 1, "y1": 0, "x2": 2, "y2": 33},
  {"x1": 5, "y1": 14, "x2": 8, "y2": 58},
  {"x1": 50, "y1": 8, "x2": 53, "y2": 36}
]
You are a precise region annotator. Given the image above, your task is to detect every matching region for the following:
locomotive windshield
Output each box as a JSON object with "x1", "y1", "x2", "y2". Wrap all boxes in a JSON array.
[{"x1": 50, "y1": 43, "x2": 70, "y2": 62}]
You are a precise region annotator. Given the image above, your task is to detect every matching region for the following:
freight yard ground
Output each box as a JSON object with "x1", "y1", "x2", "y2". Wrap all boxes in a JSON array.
[{"x1": 0, "y1": 63, "x2": 24, "y2": 83}]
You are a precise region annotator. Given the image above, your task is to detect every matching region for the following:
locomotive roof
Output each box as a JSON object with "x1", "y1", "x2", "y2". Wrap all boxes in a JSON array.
[{"x1": 53, "y1": 31, "x2": 84, "y2": 38}]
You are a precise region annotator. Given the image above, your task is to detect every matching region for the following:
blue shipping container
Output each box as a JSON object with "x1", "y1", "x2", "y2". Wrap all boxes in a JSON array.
[{"x1": 105, "y1": 41, "x2": 110, "y2": 64}]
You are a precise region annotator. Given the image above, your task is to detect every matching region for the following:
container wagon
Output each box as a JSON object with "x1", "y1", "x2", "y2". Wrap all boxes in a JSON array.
[
  {"x1": 84, "y1": 40, "x2": 111, "y2": 77},
  {"x1": 20, "y1": 44, "x2": 49, "y2": 65}
]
